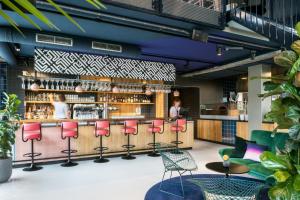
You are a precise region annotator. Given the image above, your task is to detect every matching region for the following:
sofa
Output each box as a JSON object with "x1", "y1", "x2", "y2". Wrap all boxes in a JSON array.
[{"x1": 219, "y1": 130, "x2": 289, "y2": 180}]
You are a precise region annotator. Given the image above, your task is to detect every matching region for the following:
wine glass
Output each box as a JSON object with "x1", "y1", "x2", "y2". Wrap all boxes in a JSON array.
[{"x1": 21, "y1": 77, "x2": 25, "y2": 89}]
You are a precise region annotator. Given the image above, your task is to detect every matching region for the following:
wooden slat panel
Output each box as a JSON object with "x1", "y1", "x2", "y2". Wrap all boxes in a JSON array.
[
  {"x1": 236, "y1": 122, "x2": 249, "y2": 140},
  {"x1": 197, "y1": 120, "x2": 222, "y2": 142},
  {"x1": 155, "y1": 93, "x2": 165, "y2": 118}
]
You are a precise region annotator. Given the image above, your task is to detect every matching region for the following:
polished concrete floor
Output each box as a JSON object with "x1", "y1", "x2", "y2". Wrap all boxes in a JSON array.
[{"x1": 1, "y1": 140, "x2": 235, "y2": 200}]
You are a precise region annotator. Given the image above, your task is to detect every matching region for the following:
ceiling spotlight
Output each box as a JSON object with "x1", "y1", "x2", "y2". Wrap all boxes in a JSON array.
[
  {"x1": 173, "y1": 90, "x2": 180, "y2": 97},
  {"x1": 14, "y1": 43, "x2": 21, "y2": 52},
  {"x1": 250, "y1": 50, "x2": 256, "y2": 60},
  {"x1": 216, "y1": 46, "x2": 222, "y2": 56}
]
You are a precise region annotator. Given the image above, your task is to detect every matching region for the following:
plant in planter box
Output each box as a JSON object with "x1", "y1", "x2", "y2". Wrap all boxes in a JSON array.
[
  {"x1": 256, "y1": 22, "x2": 300, "y2": 200},
  {"x1": 0, "y1": 93, "x2": 21, "y2": 183}
]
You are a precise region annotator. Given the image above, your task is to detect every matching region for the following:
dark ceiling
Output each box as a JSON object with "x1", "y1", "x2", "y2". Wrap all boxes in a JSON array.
[{"x1": 0, "y1": 0, "x2": 280, "y2": 77}]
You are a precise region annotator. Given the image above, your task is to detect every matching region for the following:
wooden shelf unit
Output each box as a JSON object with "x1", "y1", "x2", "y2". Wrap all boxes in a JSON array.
[
  {"x1": 25, "y1": 89, "x2": 146, "y2": 95},
  {"x1": 24, "y1": 101, "x2": 154, "y2": 105}
]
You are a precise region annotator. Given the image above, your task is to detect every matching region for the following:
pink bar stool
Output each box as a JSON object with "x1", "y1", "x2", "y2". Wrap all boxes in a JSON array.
[
  {"x1": 61, "y1": 122, "x2": 79, "y2": 167},
  {"x1": 94, "y1": 120, "x2": 111, "y2": 163},
  {"x1": 22, "y1": 123, "x2": 43, "y2": 171},
  {"x1": 147, "y1": 119, "x2": 164, "y2": 157},
  {"x1": 121, "y1": 120, "x2": 138, "y2": 160},
  {"x1": 171, "y1": 119, "x2": 187, "y2": 151}
]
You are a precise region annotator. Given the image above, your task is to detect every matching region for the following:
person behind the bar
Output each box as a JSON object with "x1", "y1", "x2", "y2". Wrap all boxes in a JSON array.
[
  {"x1": 169, "y1": 98, "x2": 182, "y2": 120},
  {"x1": 49, "y1": 94, "x2": 70, "y2": 119}
]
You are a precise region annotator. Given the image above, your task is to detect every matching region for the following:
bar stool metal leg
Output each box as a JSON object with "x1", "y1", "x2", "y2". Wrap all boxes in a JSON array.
[
  {"x1": 23, "y1": 140, "x2": 42, "y2": 171},
  {"x1": 122, "y1": 134, "x2": 136, "y2": 160},
  {"x1": 61, "y1": 137, "x2": 78, "y2": 167},
  {"x1": 94, "y1": 135, "x2": 109, "y2": 163},
  {"x1": 148, "y1": 133, "x2": 160, "y2": 157}
]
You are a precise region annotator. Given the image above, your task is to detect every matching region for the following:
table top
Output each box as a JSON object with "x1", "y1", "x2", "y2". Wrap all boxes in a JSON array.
[{"x1": 206, "y1": 162, "x2": 249, "y2": 175}]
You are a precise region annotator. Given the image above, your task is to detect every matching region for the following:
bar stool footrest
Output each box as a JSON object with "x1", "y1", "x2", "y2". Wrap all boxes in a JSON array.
[
  {"x1": 122, "y1": 144, "x2": 135, "y2": 149},
  {"x1": 61, "y1": 149, "x2": 77, "y2": 154},
  {"x1": 148, "y1": 142, "x2": 160, "y2": 147},
  {"x1": 94, "y1": 146, "x2": 109, "y2": 152},
  {"x1": 23, "y1": 152, "x2": 42, "y2": 158},
  {"x1": 171, "y1": 141, "x2": 183, "y2": 145}
]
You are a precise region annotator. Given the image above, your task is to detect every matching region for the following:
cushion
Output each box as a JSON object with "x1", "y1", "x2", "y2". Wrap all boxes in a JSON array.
[
  {"x1": 248, "y1": 162, "x2": 274, "y2": 178},
  {"x1": 243, "y1": 142, "x2": 268, "y2": 162},
  {"x1": 234, "y1": 136, "x2": 248, "y2": 157},
  {"x1": 251, "y1": 130, "x2": 274, "y2": 151},
  {"x1": 230, "y1": 158, "x2": 258, "y2": 166}
]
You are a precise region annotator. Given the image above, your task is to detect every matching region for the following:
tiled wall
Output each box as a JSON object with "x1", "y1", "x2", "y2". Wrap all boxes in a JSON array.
[
  {"x1": 222, "y1": 120, "x2": 236, "y2": 144},
  {"x1": 0, "y1": 63, "x2": 7, "y2": 109}
]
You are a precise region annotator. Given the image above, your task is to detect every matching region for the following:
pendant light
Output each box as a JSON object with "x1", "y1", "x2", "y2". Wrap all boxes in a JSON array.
[
  {"x1": 30, "y1": 71, "x2": 40, "y2": 91},
  {"x1": 173, "y1": 89, "x2": 180, "y2": 97}
]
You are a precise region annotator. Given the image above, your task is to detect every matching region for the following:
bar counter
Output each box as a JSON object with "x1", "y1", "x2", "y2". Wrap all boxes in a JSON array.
[{"x1": 14, "y1": 119, "x2": 194, "y2": 164}]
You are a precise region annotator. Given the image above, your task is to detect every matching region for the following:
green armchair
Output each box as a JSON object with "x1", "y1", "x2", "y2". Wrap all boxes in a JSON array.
[{"x1": 219, "y1": 130, "x2": 289, "y2": 180}]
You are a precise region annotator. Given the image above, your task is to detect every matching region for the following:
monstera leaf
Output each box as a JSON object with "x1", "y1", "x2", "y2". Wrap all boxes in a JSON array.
[
  {"x1": 291, "y1": 40, "x2": 300, "y2": 55},
  {"x1": 274, "y1": 51, "x2": 298, "y2": 68},
  {"x1": 296, "y1": 22, "x2": 300, "y2": 37}
]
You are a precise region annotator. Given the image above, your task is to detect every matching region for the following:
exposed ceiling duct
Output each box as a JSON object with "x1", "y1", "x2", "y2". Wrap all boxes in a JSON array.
[
  {"x1": 0, "y1": 42, "x2": 16, "y2": 66},
  {"x1": 0, "y1": 27, "x2": 141, "y2": 59}
]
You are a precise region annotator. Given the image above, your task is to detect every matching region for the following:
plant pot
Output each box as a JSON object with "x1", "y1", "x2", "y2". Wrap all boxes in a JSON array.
[{"x1": 0, "y1": 157, "x2": 12, "y2": 183}]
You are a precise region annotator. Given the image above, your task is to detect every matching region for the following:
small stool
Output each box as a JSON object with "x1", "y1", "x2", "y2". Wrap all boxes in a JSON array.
[
  {"x1": 147, "y1": 119, "x2": 164, "y2": 157},
  {"x1": 121, "y1": 120, "x2": 138, "y2": 160},
  {"x1": 22, "y1": 123, "x2": 43, "y2": 171},
  {"x1": 61, "y1": 122, "x2": 79, "y2": 167},
  {"x1": 171, "y1": 119, "x2": 187, "y2": 151},
  {"x1": 94, "y1": 120, "x2": 110, "y2": 163}
]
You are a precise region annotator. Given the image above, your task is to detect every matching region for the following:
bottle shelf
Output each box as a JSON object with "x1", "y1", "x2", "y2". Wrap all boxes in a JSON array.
[
  {"x1": 24, "y1": 101, "x2": 154, "y2": 105},
  {"x1": 25, "y1": 89, "x2": 146, "y2": 95}
]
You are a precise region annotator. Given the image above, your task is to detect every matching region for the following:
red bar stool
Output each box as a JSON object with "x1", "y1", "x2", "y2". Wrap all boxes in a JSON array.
[
  {"x1": 61, "y1": 122, "x2": 79, "y2": 167},
  {"x1": 121, "y1": 120, "x2": 138, "y2": 160},
  {"x1": 94, "y1": 120, "x2": 111, "y2": 163},
  {"x1": 147, "y1": 119, "x2": 164, "y2": 157},
  {"x1": 171, "y1": 119, "x2": 187, "y2": 151},
  {"x1": 22, "y1": 123, "x2": 43, "y2": 171}
]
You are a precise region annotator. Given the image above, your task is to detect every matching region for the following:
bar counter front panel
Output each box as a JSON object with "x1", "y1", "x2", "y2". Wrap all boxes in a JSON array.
[{"x1": 14, "y1": 120, "x2": 194, "y2": 163}]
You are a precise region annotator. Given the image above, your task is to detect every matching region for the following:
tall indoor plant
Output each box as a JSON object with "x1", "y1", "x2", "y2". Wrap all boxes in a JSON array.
[
  {"x1": 0, "y1": 93, "x2": 21, "y2": 183},
  {"x1": 257, "y1": 22, "x2": 300, "y2": 200}
]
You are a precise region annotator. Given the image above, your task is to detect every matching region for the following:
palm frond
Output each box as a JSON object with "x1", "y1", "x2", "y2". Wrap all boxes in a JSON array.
[
  {"x1": 0, "y1": 9, "x2": 24, "y2": 36},
  {"x1": 1, "y1": 0, "x2": 41, "y2": 30},
  {"x1": 46, "y1": 0, "x2": 85, "y2": 32},
  {"x1": 15, "y1": 0, "x2": 59, "y2": 30}
]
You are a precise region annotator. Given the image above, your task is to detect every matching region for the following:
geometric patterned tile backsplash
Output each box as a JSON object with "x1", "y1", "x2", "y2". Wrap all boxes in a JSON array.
[
  {"x1": 0, "y1": 63, "x2": 7, "y2": 109},
  {"x1": 222, "y1": 120, "x2": 236, "y2": 145}
]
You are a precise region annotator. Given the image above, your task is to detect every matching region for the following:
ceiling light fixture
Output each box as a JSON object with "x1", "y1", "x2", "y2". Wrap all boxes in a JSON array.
[
  {"x1": 173, "y1": 89, "x2": 180, "y2": 97},
  {"x1": 14, "y1": 43, "x2": 21, "y2": 52},
  {"x1": 216, "y1": 46, "x2": 222, "y2": 56},
  {"x1": 250, "y1": 50, "x2": 256, "y2": 60},
  {"x1": 145, "y1": 87, "x2": 152, "y2": 96}
]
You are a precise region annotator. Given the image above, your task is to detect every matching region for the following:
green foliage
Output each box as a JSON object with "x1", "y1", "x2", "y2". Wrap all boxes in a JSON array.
[
  {"x1": 257, "y1": 21, "x2": 300, "y2": 200},
  {"x1": 0, "y1": 0, "x2": 105, "y2": 34},
  {"x1": 0, "y1": 93, "x2": 21, "y2": 159}
]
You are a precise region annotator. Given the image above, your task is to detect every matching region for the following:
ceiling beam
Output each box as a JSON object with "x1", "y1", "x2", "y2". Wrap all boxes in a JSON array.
[{"x1": 181, "y1": 50, "x2": 281, "y2": 77}]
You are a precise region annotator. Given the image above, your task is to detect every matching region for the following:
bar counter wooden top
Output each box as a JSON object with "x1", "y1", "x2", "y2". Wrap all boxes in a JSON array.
[{"x1": 14, "y1": 119, "x2": 194, "y2": 164}]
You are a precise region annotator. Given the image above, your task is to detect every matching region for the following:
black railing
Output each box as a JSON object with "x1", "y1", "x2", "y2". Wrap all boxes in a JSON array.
[
  {"x1": 227, "y1": 0, "x2": 300, "y2": 47},
  {"x1": 105, "y1": 0, "x2": 224, "y2": 27}
]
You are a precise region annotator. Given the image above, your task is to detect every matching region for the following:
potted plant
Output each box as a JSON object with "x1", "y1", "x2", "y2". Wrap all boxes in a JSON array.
[
  {"x1": 0, "y1": 93, "x2": 21, "y2": 183},
  {"x1": 255, "y1": 22, "x2": 300, "y2": 200}
]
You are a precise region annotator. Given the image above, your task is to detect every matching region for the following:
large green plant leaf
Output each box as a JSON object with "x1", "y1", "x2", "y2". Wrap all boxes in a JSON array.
[
  {"x1": 0, "y1": 9, "x2": 23, "y2": 36},
  {"x1": 272, "y1": 170, "x2": 291, "y2": 183},
  {"x1": 15, "y1": 0, "x2": 58, "y2": 29},
  {"x1": 263, "y1": 81, "x2": 281, "y2": 91},
  {"x1": 260, "y1": 151, "x2": 291, "y2": 170},
  {"x1": 288, "y1": 57, "x2": 300, "y2": 80},
  {"x1": 294, "y1": 175, "x2": 300, "y2": 191},
  {"x1": 291, "y1": 40, "x2": 300, "y2": 55},
  {"x1": 288, "y1": 125, "x2": 300, "y2": 140},
  {"x1": 274, "y1": 51, "x2": 298, "y2": 68},
  {"x1": 287, "y1": 106, "x2": 300, "y2": 122},
  {"x1": 46, "y1": 0, "x2": 85, "y2": 32},
  {"x1": 268, "y1": 182, "x2": 292, "y2": 200},
  {"x1": 86, "y1": 0, "x2": 106, "y2": 9},
  {"x1": 296, "y1": 22, "x2": 300, "y2": 37},
  {"x1": 280, "y1": 83, "x2": 300, "y2": 101},
  {"x1": 1, "y1": 0, "x2": 41, "y2": 30}
]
